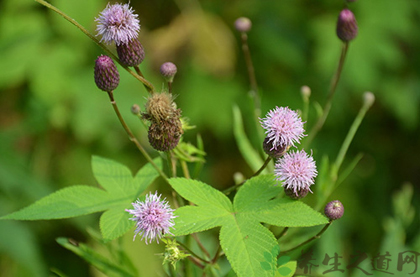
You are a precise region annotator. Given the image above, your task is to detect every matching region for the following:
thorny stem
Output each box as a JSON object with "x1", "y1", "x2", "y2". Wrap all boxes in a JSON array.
[
  {"x1": 223, "y1": 156, "x2": 272, "y2": 195},
  {"x1": 279, "y1": 221, "x2": 332, "y2": 254},
  {"x1": 106, "y1": 91, "x2": 167, "y2": 180},
  {"x1": 304, "y1": 42, "x2": 349, "y2": 148},
  {"x1": 35, "y1": 0, "x2": 155, "y2": 93}
]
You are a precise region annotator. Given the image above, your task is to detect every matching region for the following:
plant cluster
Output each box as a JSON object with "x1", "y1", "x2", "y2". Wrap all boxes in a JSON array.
[{"x1": 1, "y1": 1, "x2": 374, "y2": 276}]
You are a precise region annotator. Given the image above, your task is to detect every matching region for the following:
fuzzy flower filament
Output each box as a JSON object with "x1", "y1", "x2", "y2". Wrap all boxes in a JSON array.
[
  {"x1": 275, "y1": 150, "x2": 317, "y2": 195},
  {"x1": 95, "y1": 3, "x2": 140, "y2": 46},
  {"x1": 126, "y1": 192, "x2": 176, "y2": 244},
  {"x1": 260, "y1": 107, "x2": 305, "y2": 151}
]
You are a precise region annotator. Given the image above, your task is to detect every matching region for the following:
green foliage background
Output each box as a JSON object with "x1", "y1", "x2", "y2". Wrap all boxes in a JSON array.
[{"x1": 0, "y1": 0, "x2": 419, "y2": 276}]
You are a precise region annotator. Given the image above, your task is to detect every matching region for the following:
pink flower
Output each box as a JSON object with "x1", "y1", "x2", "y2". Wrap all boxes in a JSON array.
[
  {"x1": 126, "y1": 192, "x2": 176, "y2": 244},
  {"x1": 260, "y1": 107, "x2": 305, "y2": 150},
  {"x1": 95, "y1": 3, "x2": 140, "y2": 46},
  {"x1": 275, "y1": 150, "x2": 317, "y2": 195}
]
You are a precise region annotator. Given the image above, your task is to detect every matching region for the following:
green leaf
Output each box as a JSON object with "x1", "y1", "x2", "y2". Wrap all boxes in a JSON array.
[
  {"x1": 92, "y1": 156, "x2": 135, "y2": 197},
  {"x1": 0, "y1": 186, "x2": 112, "y2": 220},
  {"x1": 220, "y1": 217, "x2": 277, "y2": 277},
  {"x1": 56, "y1": 237, "x2": 135, "y2": 277},
  {"x1": 169, "y1": 178, "x2": 232, "y2": 212},
  {"x1": 1, "y1": 157, "x2": 162, "y2": 241},
  {"x1": 173, "y1": 206, "x2": 230, "y2": 236},
  {"x1": 100, "y1": 204, "x2": 134, "y2": 242},
  {"x1": 235, "y1": 175, "x2": 329, "y2": 227},
  {"x1": 233, "y1": 105, "x2": 265, "y2": 172},
  {"x1": 170, "y1": 175, "x2": 327, "y2": 277}
]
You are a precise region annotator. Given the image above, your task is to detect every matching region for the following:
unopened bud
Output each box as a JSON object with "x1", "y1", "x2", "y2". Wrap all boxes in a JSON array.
[
  {"x1": 116, "y1": 39, "x2": 145, "y2": 67},
  {"x1": 324, "y1": 200, "x2": 344, "y2": 220},
  {"x1": 363, "y1": 92, "x2": 375, "y2": 108},
  {"x1": 94, "y1": 55, "x2": 120, "y2": 92},
  {"x1": 336, "y1": 9, "x2": 358, "y2": 42},
  {"x1": 284, "y1": 187, "x2": 309, "y2": 200},
  {"x1": 234, "y1": 17, "x2": 252, "y2": 33},
  {"x1": 263, "y1": 137, "x2": 287, "y2": 159},
  {"x1": 301, "y1": 85, "x2": 311, "y2": 99},
  {"x1": 160, "y1": 62, "x2": 177, "y2": 83},
  {"x1": 131, "y1": 104, "x2": 141, "y2": 115}
]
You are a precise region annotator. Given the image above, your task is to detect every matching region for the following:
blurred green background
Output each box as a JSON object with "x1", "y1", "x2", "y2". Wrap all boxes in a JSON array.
[{"x1": 0, "y1": 0, "x2": 419, "y2": 276}]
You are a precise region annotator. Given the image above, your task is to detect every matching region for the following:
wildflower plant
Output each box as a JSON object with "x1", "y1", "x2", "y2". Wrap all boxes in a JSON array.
[{"x1": 1, "y1": 1, "x2": 375, "y2": 276}]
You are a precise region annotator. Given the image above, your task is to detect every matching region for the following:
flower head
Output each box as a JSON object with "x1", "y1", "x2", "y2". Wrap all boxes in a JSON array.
[
  {"x1": 126, "y1": 192, "x2": 176, "y2": 244},
  {"x1": 260, "y1": 107, "x2": 305, "y2": 150},
  {"x1": 95, "y1": 3, "x2": 140, "y2": 46},
  {"x1": 275, "y1": 149, "x2": 317, "y2": 195}
]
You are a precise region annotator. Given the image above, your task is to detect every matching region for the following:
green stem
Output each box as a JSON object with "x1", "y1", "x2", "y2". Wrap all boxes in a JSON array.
[
  {"x1": 332, "y1": 93, "x2": 374, "y2": 181},
  {"x1": 35, "y1": 0, "x2": 155, "y2": 93},
  {"x1": 279, "y1": 222, "x2": 332, "y2": 254},
  {"x1": 304, "y1": 42, "x2": 349, "y2": 148},
  {"x1": 106, "y1": 91, "x2": 167, "y2": 180},
  {"x1": 276, "y1": 227, "x2": 289, "y2": 240},
  {"x1": 191, "y1": 234, "x2": 211, "y2": 259},
  {"x1": 180, "y1": 160, "x2": 191, "y2": 179},
  {"x1": 177, "y1": 240, "x2": 208, "y2": 266},
  {"x1": 223, "y1": 156, "x2": 271, "y2": 195},
  {"x1": 166, "y1": 151, "x2": 176, "y2": 177}
]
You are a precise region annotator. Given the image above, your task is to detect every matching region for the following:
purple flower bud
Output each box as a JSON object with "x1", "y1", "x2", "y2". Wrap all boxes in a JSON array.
[
  {"x1": 336, "y1": 9, "x2": 358, "y2": 42},
  {"x1": 263, "y1": 137, "x2": 287, "y2": 159},
  {"x1": 117, "y1": 39, "x2": 145, "y2": 67},
  {"x1": 284, "y1": 186, "x2": 309, "y2": 200},
  {"x1": 94, "y1": 55, "x2": 120, "y2": 92},
  {"x1": 234, "y1": 17, "x2": 252, "y2": 32},
  {"x1": 324, "y1": 200, "x2": 344, "y2": 220},
  {"x1": 160, "y1": 62, "x2": 178, "y2": 82}
]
